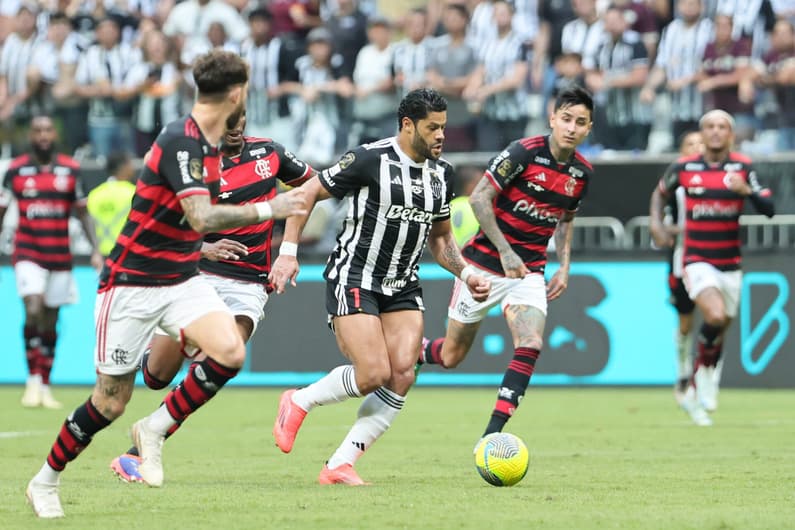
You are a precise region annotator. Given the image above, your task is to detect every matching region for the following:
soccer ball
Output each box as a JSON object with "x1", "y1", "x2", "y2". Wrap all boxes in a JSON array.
[{"x1": 473, "y1": 432, "x2": 530, "y2": 487}]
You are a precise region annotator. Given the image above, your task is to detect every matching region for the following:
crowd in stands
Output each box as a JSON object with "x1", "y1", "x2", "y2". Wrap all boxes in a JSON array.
[{"x1": 2, "y1": 0, "x2": 795, "y2": 166}]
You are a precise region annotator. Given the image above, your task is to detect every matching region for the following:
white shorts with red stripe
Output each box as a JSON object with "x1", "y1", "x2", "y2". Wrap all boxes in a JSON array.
[
  {"x1": 447, "y1": 265, "x2": 547, "y2": 324},
  {"x1": 683, "y1": 262, "x2": 742, "y2": 318},
  {"x1": 94, "y1": 275, "x2": 231, "y2": 375},
  {"x1": 14, "y1": 260, "x2": 78, "y2": 307}
]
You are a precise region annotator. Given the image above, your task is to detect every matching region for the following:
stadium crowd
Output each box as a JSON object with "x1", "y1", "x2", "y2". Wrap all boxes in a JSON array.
[{"x1": 1, "y1": 0, "x2": 795, "y2": 165}]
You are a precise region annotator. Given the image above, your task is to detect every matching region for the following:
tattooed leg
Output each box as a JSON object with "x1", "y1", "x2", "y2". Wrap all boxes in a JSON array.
[{"x1": 91, "y1": 372, "x2": 136, "y2": 420}]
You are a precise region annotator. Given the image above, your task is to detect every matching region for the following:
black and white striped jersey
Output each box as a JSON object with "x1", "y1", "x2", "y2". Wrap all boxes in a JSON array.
[{"x1": 318, "y1": 137, "x2": 455, "y2": 295}]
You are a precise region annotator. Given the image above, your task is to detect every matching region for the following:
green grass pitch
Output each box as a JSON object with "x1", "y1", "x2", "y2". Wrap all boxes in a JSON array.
[{"x1": 2, "y1": 386, "x2": 794, "y2": 529}]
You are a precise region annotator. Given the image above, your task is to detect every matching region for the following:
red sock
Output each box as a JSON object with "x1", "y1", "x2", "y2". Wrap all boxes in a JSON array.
[
  {"x1": 47, "y1": 398, "x2": 111, "y2": 471},
  {"x1": 163, "y1": 357, "x2": 238, "y2": 423}
]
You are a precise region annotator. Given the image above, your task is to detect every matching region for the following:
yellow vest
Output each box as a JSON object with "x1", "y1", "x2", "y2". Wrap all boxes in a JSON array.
[
  {"x1": 449, "y1": 196, "x2": 480, "y2": 248},
  {"x1": 86, "y1": 179, "x2": 136, "y2": 256}
]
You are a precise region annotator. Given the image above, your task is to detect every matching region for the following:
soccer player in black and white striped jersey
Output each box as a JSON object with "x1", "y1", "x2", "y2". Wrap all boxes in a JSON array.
[{"x1": 271, "y1": 88, "x2": 491, "y2": 485}]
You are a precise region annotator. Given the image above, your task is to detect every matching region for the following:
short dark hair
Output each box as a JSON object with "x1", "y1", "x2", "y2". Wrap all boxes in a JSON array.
[
  {"x1": 48, "y1": 11, "x2": 70, "y2": 25},
  {"x1": 193, "y1": 50, "x2": 249, "y2": 96},
  {"x1": 248, "y1": 7, "x2": 272, "y2": 22},
  {"x1": 553, "y1": 85, "x2": 593, "y2": 118},
  {"x1": 446, "y1": 3, "x2": 469, "y2": 20},
  {"x1": 106, "y1": 151, "x2": 130, "y2": 175},
  {"x1": 397, "y1": 88, "x2": 447, "y2": 130}
]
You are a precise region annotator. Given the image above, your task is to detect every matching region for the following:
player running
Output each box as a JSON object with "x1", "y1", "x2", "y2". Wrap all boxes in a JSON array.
[
  {"x1": 650, "y1": 109, "x2": 774, "y2": 426},
  {"x1": 0, "y1": 115, "x2": 103, "y2": 409},
  {"x1": 25, "y1": 50, "x2": 306, "y2": 518},
  {"x1": 270, "y1": 88, "x2": 491, "y2": 485},
  {"x1": 109, "y1": 111, "x2": 315, "y2": 482},
  {"x1": 661, "y1": 131, "x2": 704, "y2": 404},
  {"x1": 415, "y1": 86, "x2": 595, "y2": 440}
]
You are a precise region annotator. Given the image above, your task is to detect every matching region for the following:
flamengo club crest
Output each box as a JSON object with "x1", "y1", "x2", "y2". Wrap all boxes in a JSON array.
[
  {"x1": 255, "y1": 158, "x2": 272, "y2": 179},
  {"x1": 564, "y1": 177, "x2": 577, "y2": 196}
]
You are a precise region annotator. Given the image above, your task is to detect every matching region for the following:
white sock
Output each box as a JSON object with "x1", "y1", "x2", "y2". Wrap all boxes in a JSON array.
[
  {"x1": 675, "y1": 329, "x2": 694, "y2": 380},
  {"x1": 33, "y1": 462, "x2": 60, "y2": 485},
  {"x1": 292, "y1": 365, "x2": 362, "y2": 412},
  {"x1": 326, "y1": 387, "x2": 404, "y2": 470},
  {"x1": 145, "y1": 404, "x2": 177, "y2": 436}
]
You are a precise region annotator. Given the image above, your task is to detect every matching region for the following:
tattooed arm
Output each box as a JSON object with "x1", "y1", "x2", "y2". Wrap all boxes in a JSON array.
[
  {"x1": 469, "y1": 176, "x2": 528, "y2": 278},
  {"x1": 547, "y1": 211, "x2": 574, "y2": 301},
  {"x1": 179, "y1": 188, "x2": 306, "y2": 234},
  {"x1": 428, "y1": 219, "x2": 490, "y2": 302}
]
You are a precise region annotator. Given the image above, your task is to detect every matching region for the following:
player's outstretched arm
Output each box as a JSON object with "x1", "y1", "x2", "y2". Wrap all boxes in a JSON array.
[
  {"x1": 469, "y1": 176, "x2": 528, "y2": 278},
  {"x1": 547, "y1": 212, "x2": 574, "y2": 301},
  {"x1": 271, "y1": 176, "x2": 331, "y2": 294},
  {"x1": 180, "y1": 188, "x2": 307, "y2": 234},
  {"x1": 428, "y1": 219, "x2": 490, "y2": 302},
  {"x1": 74, "y1": 203, "x2": 104, "y2": 270}
]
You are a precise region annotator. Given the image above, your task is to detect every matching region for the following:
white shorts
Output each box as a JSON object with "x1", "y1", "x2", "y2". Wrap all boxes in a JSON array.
[
  {"x1": 448, "y1": 267, "x2": 547, "y2": 324},
  {"x1": 14, "y1": 260, "x2": 78, "y2": 307},
  {"x1": 153, "y1": 272, "x2": 269, "y2": 357},
  {"x1": 683, "y1": 262, "x2": 742, "y2": 318},
  {"x1": 94, "y1": 275, "x2": 232, "y2": 375}
]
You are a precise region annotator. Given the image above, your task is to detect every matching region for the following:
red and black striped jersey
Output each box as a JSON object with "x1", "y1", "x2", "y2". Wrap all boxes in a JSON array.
[
  {"x1": 463, "y1": 135, "x2": 592, "y2": 275},
  {"x1": 99, "y1": 115, "x2": 222, "y2": 290},
  {"x1": 200, "y1": 137, "x2": 312, "y2": 283},
  {"x1": 1, "y1": 153, "x2": 84, "y2": 271},
  {"x1": 659, "y1": 152, "x2": 772, "y2": 271}
]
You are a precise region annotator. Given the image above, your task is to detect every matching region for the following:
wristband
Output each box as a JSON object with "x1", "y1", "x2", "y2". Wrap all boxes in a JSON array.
[
  {"x1": 460, "y1": 264, "x2": 476, "y2": 283},
  {"x1": 279, "y1": 241, "x2": 298, "y2": 257},
  {"x1": 254, "y1": 201, "x2": 273, "y2": 221}
]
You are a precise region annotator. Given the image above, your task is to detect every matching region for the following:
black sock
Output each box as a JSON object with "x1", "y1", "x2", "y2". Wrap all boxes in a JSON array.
[
  {"x1": 697, "y1": 323, "x2": 723, "y2": 367},
  {"x1": 47, "y1": 398, "x2": 112, "y2": 471},
  {"x1": 484, "y1": 347, "x2": 540, "y2": 436}
]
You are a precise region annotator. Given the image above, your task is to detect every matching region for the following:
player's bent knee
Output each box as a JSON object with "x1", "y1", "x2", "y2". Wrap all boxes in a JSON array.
[
  {"x1": 356, "y1": 366, "x2": 391, "y2": 394},
  {"x1": 389, "y1": 368, "x2": 415, "y2": 395},
  {"x1": 702, "y1": 312, "x2": 728, "y2": 329}
]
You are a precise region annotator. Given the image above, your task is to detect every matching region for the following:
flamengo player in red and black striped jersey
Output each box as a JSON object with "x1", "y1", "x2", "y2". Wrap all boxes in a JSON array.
[
  {"x1": 107, "y1": 112, "x2": 315, "y2": 479},
  {"x1": 650, "y1": 109, "x2": 774, "y2": 426},
  {"x1": 27, "y1": 50, "x2": 307, "y2": 519},
  {"x1": 418, "y1": 86, "x2": 595, "y2": 439},
  {"x1": 0, "y1": 116, "x2": 103, "y2": 411}
]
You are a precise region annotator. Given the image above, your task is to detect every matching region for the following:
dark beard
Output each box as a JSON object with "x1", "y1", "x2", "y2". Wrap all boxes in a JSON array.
[
  {"x1": 411, "y1": 132, "x2": 436, "y2": 161},
  {"x1": 32, "y1": 144, "x2": 54, "y2": 164}
]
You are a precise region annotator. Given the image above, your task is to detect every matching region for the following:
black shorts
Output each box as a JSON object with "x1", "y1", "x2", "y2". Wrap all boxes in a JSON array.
[
  {"x1": 668, "y1": 273, "x2": 695, "y2": 315},
  {"x1": 325, "y1": 282, "x2": 425, "y2": 319}
]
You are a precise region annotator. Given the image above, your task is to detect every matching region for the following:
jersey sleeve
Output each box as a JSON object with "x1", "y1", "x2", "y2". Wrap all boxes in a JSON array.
[
  {"x1": 658, "y1": 161, "x2": 681, "y2": 196},
  {"x1": 318, "y1": 147, "x2": 369, "y2": 200},
  {"x1": 274, "y1": 142, "x2": 312, "y2": 186},
  {"x1": 433, "y1": 161, "x2": 456, "y2": 222},
  {"x1": 746, "y1": 163, "x2": 771, "y2": 197},
  {"x1": 159, "y1": 136, "x2": 210, "y2": 198},
  {"x1": 73, "y1": 168, "x2": 87, "y2": 206},
  {"x1": 484, "y1": 140, "x2": 531, "y2": 191}
]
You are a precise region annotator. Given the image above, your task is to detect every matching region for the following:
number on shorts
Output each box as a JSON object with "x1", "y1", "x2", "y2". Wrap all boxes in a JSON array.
[{"x1": 349, "y1": 287, "x2": 360, "y2": 308}]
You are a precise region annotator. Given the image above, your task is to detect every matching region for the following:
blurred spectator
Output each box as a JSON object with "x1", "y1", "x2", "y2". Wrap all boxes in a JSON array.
[
  {"x1": 325, "y1": 0, "x2": 369, "y2": 79},
  {"x1": 351, "y1": 16, "x2": 396, "y2": 144},
  {"x1": 531, "y1": 0, "x2": 575, "y2": 95},
  {"x1": 286, "y1": 27, "x2": 354, "y2": 166},
  {"x1": 696, "y1": 14, "x2": 756, "y2": 142},
  {"x1": 322, "y1": 0, "x2": 378, "y2": 19},
  {"x1": 549, "y1": 52, "x2": 585, "y2": 116},
  {"x1": 640, "y1": 0, "x2": 712, "y2": 145},
  {"x1": 206, "y1": 21, "x2": 239, "y2": 53},
  {"x1": 121, "y1": 30, "x2": 182, "y2": 156},
  {"x1": 74, "y1": 16, "x2": 140, "y2": 159},
  {"x1": 240, "y1": 7, "x2": 298, "y2": 145},
  {"x1": 392, "y1": 7, "x2": 432, "y2": 96},
  {"x1": 587, "y1": 4, "x2": 651, "y2": 150},
  {"x1": 463, "y1": 0, "x2": 528, "y2": 151},
  {"x1": 270, "y1": 0, "x2": 322, "y2": 37},
  {"x1": 561, "y1": 0, "x2": 605, "y2": 70},
  {"x1": 716, "y1": 0, "x2": 776, "y2": 59},
  {"x1": 0, "y1": 3, "x2": 39, "y2": 156},
  {"x1": 752, "y1": 18, "x2": 795, "y2": 149},
  {"x1": 162, "y1": 0, "x2": 248, "y2": 66},
  {"x1": 426, "y1": 2, "x2": 477, "y2": 152},
  {"x1": 26, "y1": 11, "x2": 84, "y2": 153},
  {"x1": 468, "y1": 0, "x2": 539, "y2": 52},
  {"x1": 612, "y1": 0, "x2": 660, "y2": 59},
  {"x1": 86, "y1": 150, "x2": 136, "y2": 257}
]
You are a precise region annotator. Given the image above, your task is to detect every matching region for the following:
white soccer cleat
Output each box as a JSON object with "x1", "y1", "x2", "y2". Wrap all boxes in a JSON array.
[
  {"x1": 131, "y1": 419, "x2": 165, "y2": 487},
  {"x1": 680, "y1": 386, "x2": 712, "y2": 427},
  {"x1": 695, "y1": 365, "x2": 719, "y2": 412},
  {"x1": 26, "y1": 478, "x2": 64, "y2": 518},
  {"x1": 40, "y1": 386, "x2": 63, "y2": 410},
  {"x1": 21, "y1": 375, "x2": 43, "y2": 408}
]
